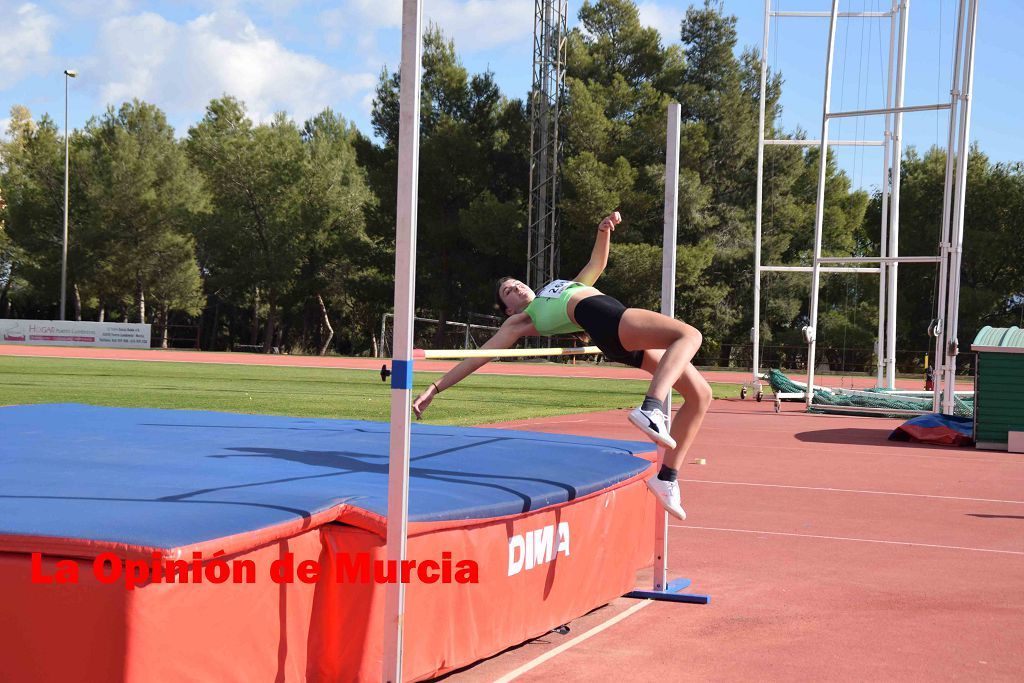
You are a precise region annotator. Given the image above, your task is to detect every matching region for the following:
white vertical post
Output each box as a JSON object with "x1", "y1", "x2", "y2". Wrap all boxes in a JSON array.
[
  {"x1": 933, "y1": 0, "x2": 969, "y2": 412},
  {"x1": 383, "y1": 1, "x2": 422, "y2": 681},
  {"x1": 60, "y1": 72, "x2": 71, "y2": 321},
  {"x1": 752, "y1": 0, "x2": 771, "y2": 382},
  {"x1": 885, "y1": 0, "x2": 911, "y2": 390},
  {"x1": 654, "y1": 101, "x2": 681, "y2": 592},
  {"x1": 876, "y1": 0, "x2": 898, "y2": 388},
  {"x1": 942, "y1": 0, "x2": 979, "y2": 415},
  {"x1": 805, "y1": 0, "x2": 841, "y2": 407}
]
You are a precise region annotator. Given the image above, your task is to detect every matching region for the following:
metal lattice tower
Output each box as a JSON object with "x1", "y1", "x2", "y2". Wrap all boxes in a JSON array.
[{"x1": 527, "y1": 0, "x2": 568, "y2": 292}]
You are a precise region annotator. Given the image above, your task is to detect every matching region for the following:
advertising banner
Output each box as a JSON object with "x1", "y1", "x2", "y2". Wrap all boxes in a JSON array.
[{"x1": 0, "y1": 319, "x2": 151, "y2": 349}]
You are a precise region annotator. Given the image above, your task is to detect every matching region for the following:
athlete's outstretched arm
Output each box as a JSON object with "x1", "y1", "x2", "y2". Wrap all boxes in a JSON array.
[
  {"x1": 412, "y1": 314, "x2": 535, "y2": 418},
  {"x1": 574, "y1": 212, "x2": 620, "y2": 286}
]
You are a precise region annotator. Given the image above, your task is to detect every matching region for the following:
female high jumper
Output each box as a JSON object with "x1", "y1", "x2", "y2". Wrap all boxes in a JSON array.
[{"x1": 411, "y1": 212, "x2": 712, "y2": 520}]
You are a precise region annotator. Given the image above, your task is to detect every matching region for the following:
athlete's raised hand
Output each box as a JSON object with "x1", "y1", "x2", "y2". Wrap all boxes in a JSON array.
[{"x1": 598, "y1": 211, "x2": 621, "y2": 233}]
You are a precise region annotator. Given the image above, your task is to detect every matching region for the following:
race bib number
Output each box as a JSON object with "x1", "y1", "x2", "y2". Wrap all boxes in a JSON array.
[{"x1": 536, "y1": 280, "x2": 578, "y2": 299}]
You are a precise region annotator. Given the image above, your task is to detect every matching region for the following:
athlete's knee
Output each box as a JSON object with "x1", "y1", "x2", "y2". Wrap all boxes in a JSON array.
[
  {"x1": 693, "y1": 376, "x2": 713, "y2": 408},
  {"x1": 677, "y1": 375, "x2": 712, "y2": 410},
  {"x1": 680, "y1": 323, "x2": 702, "y2": 349}
]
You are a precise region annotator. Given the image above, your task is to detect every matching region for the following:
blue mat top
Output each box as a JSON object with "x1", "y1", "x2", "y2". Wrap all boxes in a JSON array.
[{"x1": 0, "y1": 404, "x2": 652, "y2": 552}]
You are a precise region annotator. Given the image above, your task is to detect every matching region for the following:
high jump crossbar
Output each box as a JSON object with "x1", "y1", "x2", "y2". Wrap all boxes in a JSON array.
[{"x1": 413, "y1": 346, "x2": 600, "y2": 360}]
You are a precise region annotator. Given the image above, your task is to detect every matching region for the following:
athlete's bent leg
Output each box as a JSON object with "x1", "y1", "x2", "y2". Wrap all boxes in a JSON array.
[
  {"x1": 636, "y1": 351, "x2": 712, "y2": 520},
  {"x1": 617, "y1": 308, "x2": 703, "y2": 404},
  {"x1": 641, "y1": 352, "x2": 712, "y2": 469}
]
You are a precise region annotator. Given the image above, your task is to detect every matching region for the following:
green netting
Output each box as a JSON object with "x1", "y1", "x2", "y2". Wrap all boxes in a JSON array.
[{"x1": 764, "y1": 369, "x2": 974, "y2": 418}]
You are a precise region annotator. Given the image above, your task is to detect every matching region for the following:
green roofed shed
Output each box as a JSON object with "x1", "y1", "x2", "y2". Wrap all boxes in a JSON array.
[{"x1": 971, "y1": 327, "x2": 1024, "y2": 451}]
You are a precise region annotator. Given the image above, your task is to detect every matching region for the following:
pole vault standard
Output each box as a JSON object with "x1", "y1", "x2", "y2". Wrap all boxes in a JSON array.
[
  {"x1": 751, "y1": 0, "x2": 889, "y2": 398},
  {"x1": 383, "y1": 0, "x2": 422, "y2": 680},
  {"x1": 752, "y1": 0, "x2": 978, "y2": 416},
  {"x1": 805, "y1": 0, "x2": 977, "y2": 411}
]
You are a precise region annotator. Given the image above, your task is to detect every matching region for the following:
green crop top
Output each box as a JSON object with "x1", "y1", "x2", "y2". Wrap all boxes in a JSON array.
[{"x1": 523, "y1": 280, "x2": 589, "y2": 335}]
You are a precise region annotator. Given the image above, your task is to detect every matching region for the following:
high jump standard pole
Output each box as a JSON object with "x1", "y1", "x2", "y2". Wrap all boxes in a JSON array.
[
  {"x1": 654, "y1": 101, "x2": 681, "y2": 592},
  {"x1": 625, "y1": 101, "x2": 708, "y2": 605},
  {"x1": 383, "y1": 1, "x2": 423, "y2": 680}
]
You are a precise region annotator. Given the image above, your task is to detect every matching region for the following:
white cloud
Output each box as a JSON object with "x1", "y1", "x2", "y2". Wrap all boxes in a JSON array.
[
  {"x1": 0, "y1": 3, "x2": 59, "y2": 89},
  {"x1": 426, "y1": 0, "x2": 533, "y2": 53},
  {"x1": 322, "y1": 0, "x2": 531, "y2": 57},
  {"x1": 637, "y1": 2, "x2": 683, "y2": 44},
  {"x1": 57, "y1": 0, "x2": 136, "y2": 18},
  {"x1": 89, "y1": 9, "x2": 376, "y2": 126},
  {"x1": 320, "y1": 5, "x2": 393, "y2": 66},
  {"x1": 241, "y1": 0, "x2": 306, "y2": 17},
  {"x1": 325, "y1": 0, "x2": 401, "y2": 34},
  {"x1": 0, "y1": 117, "x2": 11, "y2": 142}
]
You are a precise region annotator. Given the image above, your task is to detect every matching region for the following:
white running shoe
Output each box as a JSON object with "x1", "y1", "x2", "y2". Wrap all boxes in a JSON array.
[
  {"x1": 645, "y1": 476, "x2": 686, "y2": 520},
  {"x1": 628, "y1": 407, "x2": 677, "y2": 450}
]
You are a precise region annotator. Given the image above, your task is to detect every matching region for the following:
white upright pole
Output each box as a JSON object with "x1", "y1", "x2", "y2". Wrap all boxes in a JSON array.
[
  {"x1": 654, "y1": 102, "x2": 681, "y2": 592},
  {"x1": 752, "y1": 0, "x2": 771, "y2": 383},
  {"x1": 942, "y1": 0, "x2": 979, "y2": 415},
  {"x1": 876, "y1": 1, "x2": 898, "y2": 388},
  {"x1": 805, "y1": 0, "x2": 841, "y2": 408},
  {"x1": 933, "y1": 0, "x2": 969, "y2": 412},
  {"x1": 885, "y1": 0, "x2": 911, "y2": 390},
  {"x1": 383, "y1": 1, "x2": 423, "y2": 681},
  {"x1": 60, "y1": 71, "x2": 72, "y2": 321}
]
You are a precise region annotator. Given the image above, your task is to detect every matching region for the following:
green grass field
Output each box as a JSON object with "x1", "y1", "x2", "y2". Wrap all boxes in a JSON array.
[{"x1": 0, "y1": 356, "x2": 734, "y2": 426}]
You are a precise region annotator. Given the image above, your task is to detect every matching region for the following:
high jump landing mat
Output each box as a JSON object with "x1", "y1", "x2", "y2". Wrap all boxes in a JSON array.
[{"x1": 0, "y1": 404, "x2": 657, "y2": 682}]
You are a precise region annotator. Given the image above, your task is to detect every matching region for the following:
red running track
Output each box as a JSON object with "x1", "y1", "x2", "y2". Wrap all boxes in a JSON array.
[{"x1": 445, "y1": 400, "x2": 1024, "y2": 681}]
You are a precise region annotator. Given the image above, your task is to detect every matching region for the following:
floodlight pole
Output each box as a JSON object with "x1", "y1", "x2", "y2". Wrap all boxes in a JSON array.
[{"x1": 383, "y1": 1, "x2": 423, "y2": 681}]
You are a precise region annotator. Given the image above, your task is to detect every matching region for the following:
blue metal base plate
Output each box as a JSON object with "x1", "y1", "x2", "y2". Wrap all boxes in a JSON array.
[{"x1": 625, "y1": 577, "x2": 710, "y2": 604}]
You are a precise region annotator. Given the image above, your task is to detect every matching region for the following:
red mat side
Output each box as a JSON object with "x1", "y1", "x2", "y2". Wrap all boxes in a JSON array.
[
  {"x1": 0, "y1": 479, "x2": 653, "y2": 682},
  {"x1": 0, "y1": 529, "x2": 324, "y2": 683},
  {"x1": 310, "y1": 475, "x2": 655, "y2": 682}
]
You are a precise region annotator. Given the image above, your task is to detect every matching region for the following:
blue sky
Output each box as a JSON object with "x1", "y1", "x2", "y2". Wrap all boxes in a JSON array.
[{"x1": 1, "y1": 0, "x2": 1019, "y2": 191}]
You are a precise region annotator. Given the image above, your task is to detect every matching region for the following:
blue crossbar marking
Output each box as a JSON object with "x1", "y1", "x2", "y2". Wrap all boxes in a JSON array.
[{"x1": 391, "y1": 359, "x2": 414, "y2": 390}]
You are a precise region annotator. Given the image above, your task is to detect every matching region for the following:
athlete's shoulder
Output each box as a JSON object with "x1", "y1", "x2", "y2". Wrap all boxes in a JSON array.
[{"x1": 504, "y1": 312, "x2": 538, "y2": 335}]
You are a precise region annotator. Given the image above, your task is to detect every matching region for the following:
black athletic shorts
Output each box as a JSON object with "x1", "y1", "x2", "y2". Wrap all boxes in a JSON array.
[{"x1": 573, "y1": 295, "x2": 645, "y2": 369}]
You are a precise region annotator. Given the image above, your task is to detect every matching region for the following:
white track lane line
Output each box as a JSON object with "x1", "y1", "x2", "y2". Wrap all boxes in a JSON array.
[
  {"x1": 501, "y1": 418, "x2": 592, "y2": 428},
  {"x1": 694, "y1": 440, "x2": 1024, "y2": 464},
  {"x1": 681, "y1": 479, "x2": 1024, "y2": 505},
  {"x1": 493, "y1": 600, "x2": 652, "y2": 683},
  {"x1": 671, "y1": 525, "x2": 1024, "y2": 556}
]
